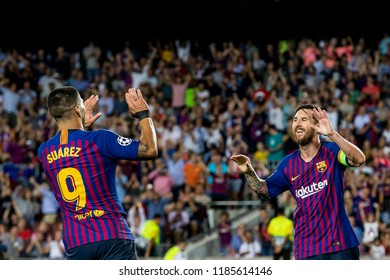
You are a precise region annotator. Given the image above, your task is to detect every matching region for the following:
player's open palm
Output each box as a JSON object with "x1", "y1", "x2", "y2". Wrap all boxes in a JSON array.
[
  {"x1": 230, "y1": 154, "x2": 251, "y2": 173},
  {"x1": 311, "y1": 107, "x2": 335, "y2": 136},
  {"x1": 125, "y1": 88, "x2": 149, "y2": 116},
  {"x1": 83, "y1": 94, "x2": 102, "y2": 128}
]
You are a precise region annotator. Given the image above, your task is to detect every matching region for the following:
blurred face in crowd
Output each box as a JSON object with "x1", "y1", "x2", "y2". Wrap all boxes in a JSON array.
[
  {"x1": 172, "y1": 151, "x2": 181, "y2": 162},
  {"x1": 292, "y1": 109, "x2": 317, "y2": 146},
  {"x1": 244, "y1": 230, "x2": 254, "y2": 243}
]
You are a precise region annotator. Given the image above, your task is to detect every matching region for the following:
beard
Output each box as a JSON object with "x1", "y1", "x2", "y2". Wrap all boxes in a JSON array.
[{"x1": 293, "y1": 127, "x2": 317, "y2": 146}]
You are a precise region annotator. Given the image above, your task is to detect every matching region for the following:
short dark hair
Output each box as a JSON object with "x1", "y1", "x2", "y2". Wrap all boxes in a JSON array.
[
  {"x1": 47, "y1": 86, "x2": 81, "y2": 121},
  {"x1": 268, "y1": 124, "x2": 277, "y2": 131},
  {"x1": 294, "y1": 103, "x2": 319, "y2": 115},
  {"x1": 276, "y1": 207, "x2": 285, "y2": 215}
]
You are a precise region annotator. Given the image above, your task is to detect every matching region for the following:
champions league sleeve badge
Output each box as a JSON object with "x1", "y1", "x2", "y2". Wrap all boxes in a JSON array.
[{"x1": 117, "y1": 136, "x2": 132, "y2": 146}]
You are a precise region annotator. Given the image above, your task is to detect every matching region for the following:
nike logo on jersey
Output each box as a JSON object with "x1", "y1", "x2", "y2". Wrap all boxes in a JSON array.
[{"x1": 291, "y1": 175, "x2": 300, "y2": 181}]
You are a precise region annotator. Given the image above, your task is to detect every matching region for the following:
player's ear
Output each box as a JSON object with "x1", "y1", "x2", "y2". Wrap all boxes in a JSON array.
[{"x1": 75, "y1": 105, "x2": 82, "y2": 116}]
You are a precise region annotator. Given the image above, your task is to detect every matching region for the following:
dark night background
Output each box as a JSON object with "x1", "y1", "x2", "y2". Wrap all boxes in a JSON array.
[{"x1": 1, "y1": 0, "x2": 387, "y2": 52}]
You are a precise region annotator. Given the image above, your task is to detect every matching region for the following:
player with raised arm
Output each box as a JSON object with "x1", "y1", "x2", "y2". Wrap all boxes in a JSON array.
[
  {"x1": 230, "y1": 104, "x2": 366, "y2": 260},
  {"x1": 37, "y1": 86, "x2": 157, "y2": 259}
]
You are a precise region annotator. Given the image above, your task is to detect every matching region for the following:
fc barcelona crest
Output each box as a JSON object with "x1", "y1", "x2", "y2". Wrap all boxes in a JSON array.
[{"x1": 316, "y1": 161, "x2": 327, "y2": 172}]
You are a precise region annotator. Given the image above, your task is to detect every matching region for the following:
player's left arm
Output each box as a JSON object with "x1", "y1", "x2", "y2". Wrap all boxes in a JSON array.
[
  {"x1": 125, "y1": 88, "x2": 158, "y2": 160},
  {"x1": 137, "y1": 117, "x2": 158, "y2": 160},
  {"x1": 311, "y1": 107, "x2": 366, "y2": 167},
  {"x1": 331, "y1": 132, "x2": 366, "y2": 167}
]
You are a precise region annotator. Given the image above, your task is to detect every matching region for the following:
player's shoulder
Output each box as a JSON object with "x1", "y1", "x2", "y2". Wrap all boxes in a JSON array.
[
  {"x1": 37, "y1": 135, "x2": 57, "y2": 155},
  {"x1": 321, "y1": 139, "x2": 339, "y2": 151},
  {"x1": 280, "y1": 149, "x2": 300, "y2": 165},
  {"x1": 37, "y1": 141, "x2": 46, "y2": 155},
  {"x1": 88, "y1": 129, "x2": 115, "y2": 136},
  {"x1": 321, "y1": 139, "x2": 333, "y2": 146},
  {"x1": 87, "y1": 129, "x2": 118, "y2": 138},
  {"x1": 86, "y1": 129, "x2": 116, "y2": 141},
  {"x1": 89, "y1": 129, "x2": 134, "y2": 145}
]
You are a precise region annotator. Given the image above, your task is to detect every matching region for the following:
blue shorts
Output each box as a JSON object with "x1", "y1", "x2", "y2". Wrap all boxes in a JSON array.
[
  {"x1": 301, "y1": 246, "x2": 360, "y2": 260},
  {"x1": 66, "y1": 239, "x2": 139, "y2": 260}
]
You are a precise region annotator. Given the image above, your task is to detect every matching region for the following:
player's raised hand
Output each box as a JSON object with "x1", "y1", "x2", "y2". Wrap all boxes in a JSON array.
[
  {"x1": 125, "y1": 88, "x2": 150, "y2": 119},
  {"x1": 311, "y1": 107, "x2": 335, "y2": 137},
  {"x1": 83, "y1": 94, "x2": 102, "y2": 128},
  {"x1": 230, "y1": 154, "x2": 252, "y2": 173}
]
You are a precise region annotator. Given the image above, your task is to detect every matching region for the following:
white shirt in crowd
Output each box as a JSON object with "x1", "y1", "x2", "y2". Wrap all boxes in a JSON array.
[{"x1": 239, "y1": 240, "x2": 261, "y2": 259}]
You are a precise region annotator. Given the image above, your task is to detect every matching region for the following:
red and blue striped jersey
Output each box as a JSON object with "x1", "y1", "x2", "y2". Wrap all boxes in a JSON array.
[
  {"x1": 37, "y1": 129, "x2": 139, "y2": 251},
  {"x1": 265, "y1": 140, "x2": 359, "y2": 259}
]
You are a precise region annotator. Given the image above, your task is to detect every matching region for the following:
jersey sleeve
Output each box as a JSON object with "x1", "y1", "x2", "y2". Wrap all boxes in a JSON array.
[
  {"x1": 95, "y1": 130, "x2": 140, "y2": 161},
  {"x1": 265, "y1": 159, "x2": 291, "y2": 198}
]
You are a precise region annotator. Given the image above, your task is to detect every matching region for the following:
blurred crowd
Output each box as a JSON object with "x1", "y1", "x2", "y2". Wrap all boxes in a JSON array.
[{"x1": 1, "y1": 34, "x2": 390, "y2": 259}]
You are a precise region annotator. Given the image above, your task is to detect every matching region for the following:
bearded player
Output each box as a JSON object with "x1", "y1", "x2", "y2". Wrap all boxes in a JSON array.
[{"x1": 231, "y1": 103, "x2": 365, "y2": 259}]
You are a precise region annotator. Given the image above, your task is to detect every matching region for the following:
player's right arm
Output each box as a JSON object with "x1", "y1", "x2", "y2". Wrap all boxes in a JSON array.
[
  {"x1": 230, "y1": 154, "x2": 270, "y2": 199},
  {"x1": 125, "y1": 88, "x2": 158, "y2": 160}
]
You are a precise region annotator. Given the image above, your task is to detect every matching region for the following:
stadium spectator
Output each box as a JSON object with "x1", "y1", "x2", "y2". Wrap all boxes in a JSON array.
[
  {"x1": 30, "y1": 176, "x2": 59, "y2": 226},
  {"x1": 180, "y1": 188, "x2": 207, "y2": 237},
  {"x1": 82, "y1": 41, "x2": 101, "y2": 82},
  {"x1": 254, "y1": 206, "x2": 273, "y2": 256},
  {"x1": 360, "y1": 202, "x2": 380, "y2": 253},
  {"x1": 162, "y1": 145, "x2": 185, "y2": 201},
  {"x1": 0, "y1": 225, "x2": 24, "y2": 259},
  {"x1": 267, "y1": 207, "x2": 294, "y2": 260},
  {"x1": 217, "y1": 211, "x2": 232, "y2": 257},
  {"x1": 229, "y1": 223, "x2": 246, "y2": 257},
  {"x1": 183, "y1": 152, "x2": 207, "y2": 190},
  {"x1": 239, "y1": 228, "x2": 261, "y2": 259},
  {"x1": 163, "y1": 240, "x2": 187, "y2": 260},
  {"x1": 11, "y1": 185, "x2": 40, "y2": 227},
  {"x1": 207, "y1": 153, "x2": 229, "y2": 201},
  {"x1": 140, "y1": 213, "x2": 162, "y2": 258},
  {"x1": 369, "y1": 237, "x2": 386, "y2": 259},
  {"x1": 48, "y1": 228, "x2": 65, "y2": 259},
  {"x1": 140, "y1": 186, "x2": 172, "y2": 243},
  {"x1": 147, "y1": 158, "x2": 174, "y2": 198},
  {"x1": 167, "y1": 200, "x2": 190, "y2": 244}
]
